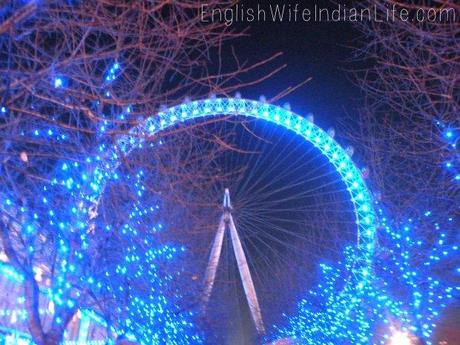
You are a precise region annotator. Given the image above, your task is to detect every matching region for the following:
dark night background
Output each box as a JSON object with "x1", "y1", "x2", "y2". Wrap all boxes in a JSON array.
[
  {"x1": 228, "y1": 0, "x2": 361, "y2": 130},
  {"x1": 0, "y1": 1, "x2": 458, "y2": 344}
]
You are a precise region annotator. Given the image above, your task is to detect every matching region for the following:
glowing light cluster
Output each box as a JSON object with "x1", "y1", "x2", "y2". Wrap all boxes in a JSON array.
[
  {"x1": 388, "y1": 331, "x2": 413, "y2": 345},
  {"x1": 272, "y1": 206, "x2": 459, "y2": 345},
  {"x1": 88, "y1": 167, "x2": 203, "y2": 344},
  {"x1": 0, "y1": 161, "x2": 203, "y2": 343},
  {"x1": 0, "y1": 88, "x2": 202, "y2": 343},
  {"x1": 271, "y1": 246, "x2": 406, "y2": 345},
  {"x1": 105, "y1": 62, "x2": 121, "y2": 82},
  {"x1": 375, "y1": 207, "x2": 459, "y2": 343}
]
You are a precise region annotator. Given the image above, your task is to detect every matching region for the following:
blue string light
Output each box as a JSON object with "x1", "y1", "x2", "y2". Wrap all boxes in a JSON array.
[
  {"x1": 271, "y1": 205, "x2": 459, "y2": 345},
  {"x1": 105, "y1": 62, "x2": 121, "y2": 83}
]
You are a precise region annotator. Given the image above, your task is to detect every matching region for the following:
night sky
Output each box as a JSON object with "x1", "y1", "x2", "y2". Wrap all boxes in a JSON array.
[{"x1": 227, "y1": 0, "x2": 361, "y2": 128}]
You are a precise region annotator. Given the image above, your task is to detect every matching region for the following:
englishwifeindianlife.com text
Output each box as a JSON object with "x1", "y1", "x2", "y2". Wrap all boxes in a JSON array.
[{"x1": 200, "y1": 3, "x2": 458, "y2": 26}]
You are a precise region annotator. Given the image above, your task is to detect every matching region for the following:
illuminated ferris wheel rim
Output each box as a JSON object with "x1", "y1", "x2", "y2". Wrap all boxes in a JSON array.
[{"x1": 105, "y1": 97, "x2": 376, "y2": 268}]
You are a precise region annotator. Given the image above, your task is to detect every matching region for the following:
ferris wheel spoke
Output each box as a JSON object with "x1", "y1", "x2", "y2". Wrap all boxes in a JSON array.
[
  {"x1": 236, "y1": 187, "x2": 349, "y2": 214},
  {"x1": 237, "y1": 217, "x2": 299, "y2": 272},
  {"x1": 237, "y1": 141, "x2": 334, "y2": 200},
  {"x1": 244, "y1": 168, "x2": 344, "y2": 206},
  {"x1": 234, "y1": 128, "x2": 316, "y2": 201},
  {"x1": 238, "y1": 216, "x2": 314, "y2": 254},
  {"x1": 238, "y1": 212, "x2": 350, "y2": 257}
]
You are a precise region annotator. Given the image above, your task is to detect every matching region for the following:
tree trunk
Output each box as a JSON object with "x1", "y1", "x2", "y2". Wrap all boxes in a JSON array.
[
  {"x1": 23, "y1": 272, "x2": 75, "y2": 345},
  {"x1": 24, "y1": 274, "x2": 46, "y2": 345},
  {"x1": 43, "y1": 333, "x2": 62, "y2": 345}
]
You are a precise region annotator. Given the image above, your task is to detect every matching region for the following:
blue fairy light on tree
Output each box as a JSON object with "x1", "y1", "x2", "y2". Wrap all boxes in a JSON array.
[
  {"x1": 271, "y1": 246, "x2": 409, "y2": 345},
  {"x1": 374, "y1": 207, "x2": 459, "y2": 344},
  {"x1": 271, "y1": 205, "x2": 459, "y2": 345},
  {"x1": 89, "y1": 168, "x2": 204, "y2": 344}
]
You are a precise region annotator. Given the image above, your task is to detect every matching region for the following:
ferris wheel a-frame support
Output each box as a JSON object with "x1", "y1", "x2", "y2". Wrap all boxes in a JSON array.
[{"x1": 202, "y1": 188, "x2": 266, "y2": 334}]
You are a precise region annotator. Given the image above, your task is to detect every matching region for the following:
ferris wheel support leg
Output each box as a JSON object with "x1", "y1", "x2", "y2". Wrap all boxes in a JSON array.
[
  {"x1": 228, "y1": 215, "x2": 266, "y2": 335},
  {"x1": 202, "y1": 215, "x2": 226, "y2": 307}
]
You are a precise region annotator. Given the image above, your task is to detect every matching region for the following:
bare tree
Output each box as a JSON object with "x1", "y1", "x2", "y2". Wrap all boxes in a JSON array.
[
  {"x1": 350, "y1": 3, "x2": 459, "y2": 341},
  {"x1": 350, "y1": 0, "x2": 459, "y2": 221},
  {"x1": 0, "y1": 1, "x2": 281, "y2": 344}
]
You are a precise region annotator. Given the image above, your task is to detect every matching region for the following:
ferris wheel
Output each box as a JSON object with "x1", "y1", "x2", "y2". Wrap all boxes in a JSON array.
[{"x1": 100, "y1": 97, "x2": 376, "y2": 344}]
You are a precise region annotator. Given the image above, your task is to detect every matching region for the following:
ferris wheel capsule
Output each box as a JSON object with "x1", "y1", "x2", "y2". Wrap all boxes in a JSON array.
[
  {"x1": 362, "y1": 167, "x2": 370, "y2": 179},
  {"x1": 346, "y1": 146, "x2": 355, "y2": 157}
]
